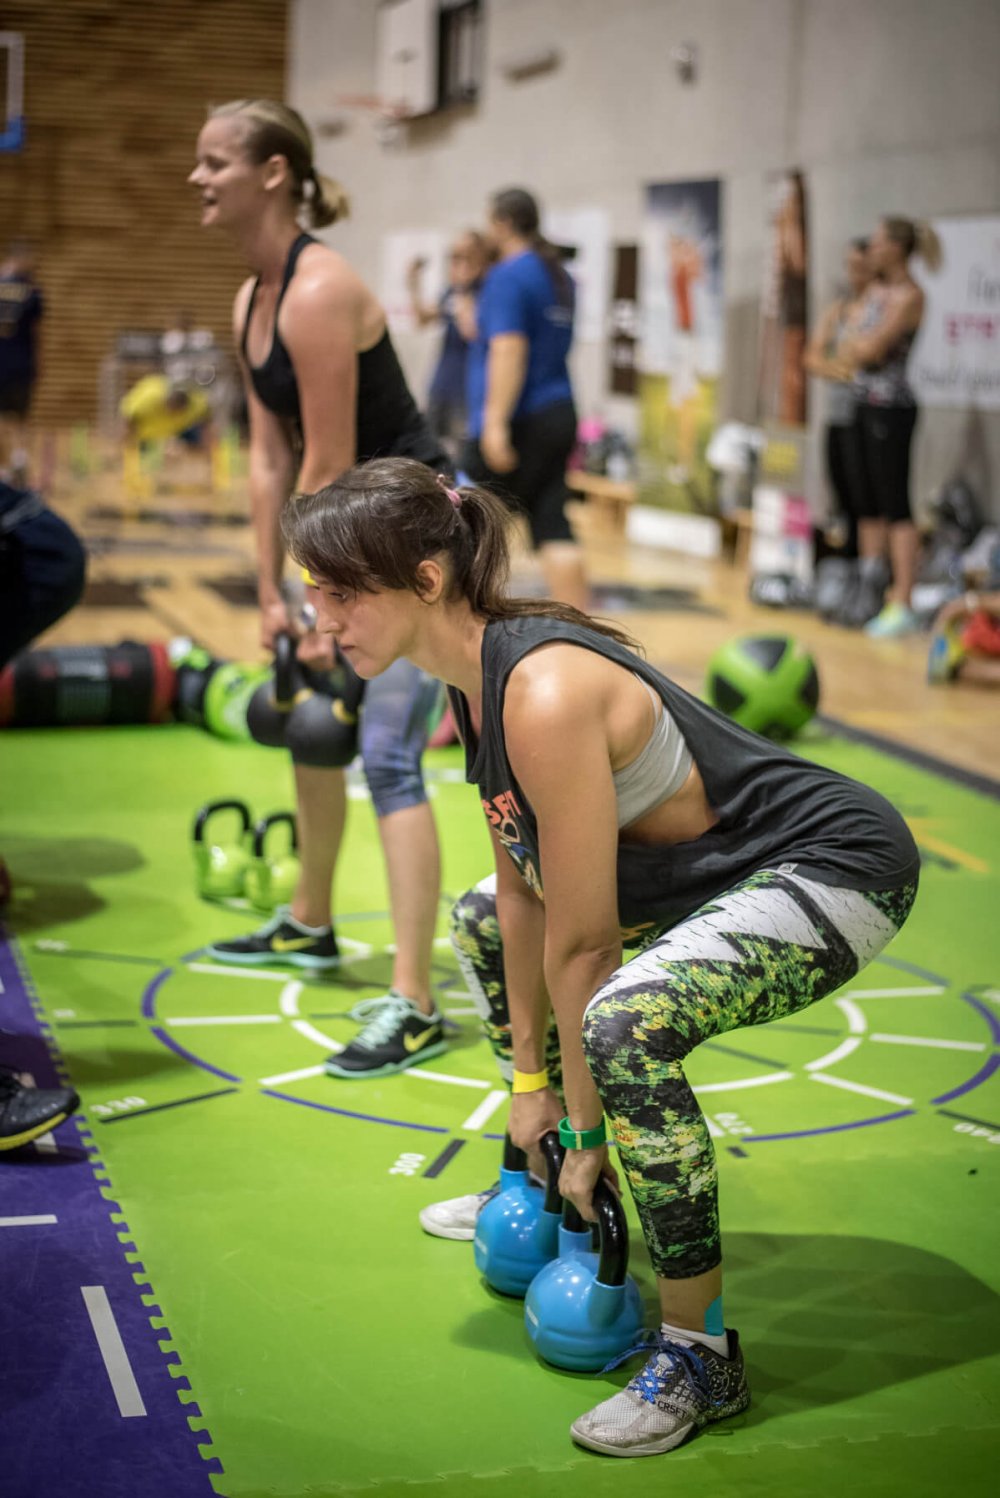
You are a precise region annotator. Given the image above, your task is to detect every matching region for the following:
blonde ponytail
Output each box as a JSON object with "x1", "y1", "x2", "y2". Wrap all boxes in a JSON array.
[
  {"x1": 915, "y1": 221, "x2": 942, "y2": 272},
  {"x1": 307, "y1": 170, "x2": 350, "y2": 229}
]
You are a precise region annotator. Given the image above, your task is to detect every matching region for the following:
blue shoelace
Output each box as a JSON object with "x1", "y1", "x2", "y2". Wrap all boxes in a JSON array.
[{"x1": 602, "y1": 1331, "x2": 719, "y2": 1408}]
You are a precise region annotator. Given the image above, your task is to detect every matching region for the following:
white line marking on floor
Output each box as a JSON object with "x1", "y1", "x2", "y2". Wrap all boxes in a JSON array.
[
  {"x1": 869, "y1": 1033, "x2": 987, "y2": 1052},
  {"x1": 433, "y1": 937, "x2": 453, "y2": 951},
  {"x1": 279, "y1": 980, "x2": 303, "y2": 1018},
  {"x1": 81, "y1": 1285, "x2": 147, "y2": 1417},
  {"x1": 810, "y1": 1073, "x2": 914, "y2": 1105},
  {"x1": 706, "y1": 1118, "x2": 726, "y2": 1139},
  {"x1": 0, "y1": 1214, "x2": 58, "y2": 1227},
  {"x1": 409, "y1": 1068, "x2": 491, "y2": 1090},
  {"x1": 292, "y1": 1019, "x2": 343, "y2": 1053},
  {"x1": 444, "y1": 1007, "x2": 478, "y2": 1017},
  {"x1": 694, "y1": 1072, "x2": 794, "y2": 1094},
  {"x1": 834, "y1": 997, "x2": 869, "y2": 1035},
  {"x1": 167, "y1": 1014, "x2": 282, "y2": 1026},
  {"x1": 841, "y1": 986, "x2": 947, "y2": 999},
  {"x1": 259, "y1": 1064, "x2": 327, "y2": 1086},
  {"x1": 805, "y1": 1037, "x2": 862, "y2": 1072},
  {"x1": 188, "y1": 963, "x2": 289, "y2": 981},
  {"x1": 461, "y1": 1089, "x2": 509, "y2": 1131}
]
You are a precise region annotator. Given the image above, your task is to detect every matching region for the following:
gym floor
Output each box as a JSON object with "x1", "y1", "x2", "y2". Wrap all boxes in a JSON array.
[{"x1": 2, "y1": 456, "x2": 998, "y2": 1497}]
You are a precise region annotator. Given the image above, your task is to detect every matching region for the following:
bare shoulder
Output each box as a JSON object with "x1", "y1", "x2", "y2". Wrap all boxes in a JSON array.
[
  {"x1": 504, "y1": 641, "x2": 619, "y2": 739},
  {"x1": 285, "y1": 242, "x2": 369, "y2": 312}
]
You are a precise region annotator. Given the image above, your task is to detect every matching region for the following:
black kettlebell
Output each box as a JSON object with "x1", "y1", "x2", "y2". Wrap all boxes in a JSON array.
[
  {"x1": 286, "y1": 653, "x2": 366, "y2": 769},
  {"x1": 246, "y1": 633, "x2": 302, "y2": 749}
]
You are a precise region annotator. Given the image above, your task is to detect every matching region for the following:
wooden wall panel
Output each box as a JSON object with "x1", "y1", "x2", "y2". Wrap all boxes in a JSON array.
[{"x1": 0, "y1": 0, "x2": 288, "y2": 425}]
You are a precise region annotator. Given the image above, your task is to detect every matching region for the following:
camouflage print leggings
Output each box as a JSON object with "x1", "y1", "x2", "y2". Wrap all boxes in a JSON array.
[{"x1": 450, "y1": 867, "x2": 917, "y2": 1280}]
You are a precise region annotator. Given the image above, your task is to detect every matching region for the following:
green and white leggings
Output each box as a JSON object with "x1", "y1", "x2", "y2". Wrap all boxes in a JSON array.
[{"x1": 450, "y1": 866, "x2": 917, "y2": 1279}]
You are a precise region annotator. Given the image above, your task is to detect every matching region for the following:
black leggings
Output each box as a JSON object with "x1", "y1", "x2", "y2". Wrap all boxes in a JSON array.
[
  {"x1": 462, "y1": 400, "x2": 577, "y2": 548},
  {"x1": 825, "y1": 422, "x2": 863, "y2": 558},
  {"x1": 853, "y1": 405, "x2": 918, "y2": 525}
]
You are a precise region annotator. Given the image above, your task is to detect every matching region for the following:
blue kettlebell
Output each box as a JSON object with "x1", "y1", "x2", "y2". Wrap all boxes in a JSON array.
[
  {"x1": 524, "y1": 1181, "x2": 645, "y2": 1371},
  {"x1": 473, "y1": 1133, "x2": 563, "y2": 1298}
]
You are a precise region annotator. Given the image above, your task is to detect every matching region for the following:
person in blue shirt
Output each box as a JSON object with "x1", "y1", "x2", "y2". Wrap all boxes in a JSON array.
[
  {"x1": 407, "y1": 231, "x2": 487, "y2": 460},
  {"x1": 0, "y1": 241, "x2": 44, "y2": 487},
  {"x1": 463, "y1": 189, "x2": 588, "y2": 610}
]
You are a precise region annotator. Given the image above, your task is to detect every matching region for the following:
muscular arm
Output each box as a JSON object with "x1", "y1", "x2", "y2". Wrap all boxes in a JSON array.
[
  {"x1": 484, "y1": 333, "x2": 529, "y2": 428},
  {"x1": 280, "y1": 270, "x2": 358, "y2": 493},
  {"x1": 490, "y1": 825, "x2": 551, "y2": 1075},
  {"x1": 803, "y1": 301, "x2": 843, "y2": 380},
  {"x1": 233, "y1": 282, "x2": 297, "y2": 622},
  {"x1": 843, "y1": 284, "x2": 923, "y2": 368},
  {"x1": 504, "y1": 655, "x2": 622, "y2": 1135}
]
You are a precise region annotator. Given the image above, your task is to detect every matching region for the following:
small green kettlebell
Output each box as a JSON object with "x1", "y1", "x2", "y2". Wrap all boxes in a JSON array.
[
  {"x1": 245, "y1": 812, "x2": 301, "y2": 912},
  {"x1": 192, "y1": 799, "x2": 253, "y2": 901}
]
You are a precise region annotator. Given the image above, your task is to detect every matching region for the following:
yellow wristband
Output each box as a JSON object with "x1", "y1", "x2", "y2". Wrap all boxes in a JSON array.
[{"x1": 512, "y1": 1068, "x2": 549, "y2": 1095}]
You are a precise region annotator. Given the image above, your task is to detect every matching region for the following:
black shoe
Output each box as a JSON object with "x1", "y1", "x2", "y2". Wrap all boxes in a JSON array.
[
  {"x1": 0, "y1": 1066, "x2": 80, "y2": 1152},
  {"x1": 326, "y1": 992, "x2": 447, "y2": 1078},
  {"x1": 207, "y1": 907, "x2": 340, "y2": 970}
]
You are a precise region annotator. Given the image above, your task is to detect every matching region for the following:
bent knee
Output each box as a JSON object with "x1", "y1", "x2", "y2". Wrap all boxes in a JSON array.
[{"x1": 582, "y1": 978, "x2": 693, "y2": 1076}]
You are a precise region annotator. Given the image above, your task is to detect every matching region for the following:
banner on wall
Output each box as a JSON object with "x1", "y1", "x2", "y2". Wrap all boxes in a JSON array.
[
  {"x1": 757, "y1": 169, "x2": 809, "y2": 429},
  {"x1": 608, "y1": 245, "x2": 639, "y2": 396},
  {"x1": 543, "y1": 207, "x2": 611, "y2": 344},
  {"x1": 910, "y1": 215, "x2": 1000, "y2": 410},
  {"x1": 638, "y1": 179, "x2": 723, "y2": 515}
]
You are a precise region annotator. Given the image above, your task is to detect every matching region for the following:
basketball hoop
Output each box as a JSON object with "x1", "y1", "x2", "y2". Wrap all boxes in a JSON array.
[{"x1": 333, "y1": 93, "x2": 412, "y2": 150}]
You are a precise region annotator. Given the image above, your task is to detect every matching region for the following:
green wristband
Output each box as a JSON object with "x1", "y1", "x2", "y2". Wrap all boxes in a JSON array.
[{"x1": 558, "y1": 1116, "x2": 607, "y2": 1151}]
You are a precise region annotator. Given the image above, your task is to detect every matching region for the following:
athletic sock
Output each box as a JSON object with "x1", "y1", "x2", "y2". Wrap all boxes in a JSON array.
[
  {"x1": 286, "y1": 913, "x2": 332, "y2": 936},
  {"x1": 660, "y1": 1319, "x2": 730, "y2": 1359}
]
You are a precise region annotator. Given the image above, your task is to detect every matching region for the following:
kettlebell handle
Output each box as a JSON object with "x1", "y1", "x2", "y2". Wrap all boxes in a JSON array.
[
  {"x1": 561, "y1": 1179, "x2": 630, "y2": 1286},
  {"x1": 252, "y1": 811, "x2": 299, "y2": 860},
  {"x1": 502, "y1": 1133, "x2": 528, "y2": 1173},
  {"x1": 538, "y1": 1131, "x2": 564, "y2": 1213},
  {"x1": 273, "y1": 632, "x2": 299, "y2": 708},
  {"x1": 193, "y1": 799, "x2": 252, "y2": 844}
]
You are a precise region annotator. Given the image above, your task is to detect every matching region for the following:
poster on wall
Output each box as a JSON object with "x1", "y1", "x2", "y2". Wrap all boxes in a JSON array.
[
  {"x1": 380, "y1": 230, "x2": 450, "y2": 335},
  {"x1": 608, "y1": 245, "x2": 639, "y2": 396},
  {"x1": 757, "y1": 169, "x2": 809, "y2": 429},
  {"x1": 638, "y1": 179, "x2": 723, "y2": 514},
  {"x1": 910, "y1": 215, "x2": 1000, "y2": 410},
  {"x1": 543, "y1": 207, "x2": 611, "y2": 344}
]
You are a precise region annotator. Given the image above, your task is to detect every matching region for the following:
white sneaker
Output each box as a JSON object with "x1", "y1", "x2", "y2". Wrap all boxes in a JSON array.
[{"x1": 418, "y1": 1185, "x2": 498, "y2": 1241}]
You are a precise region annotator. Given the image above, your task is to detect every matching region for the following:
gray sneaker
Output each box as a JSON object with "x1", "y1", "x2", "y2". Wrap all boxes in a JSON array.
[{"x1": 570, "y1": 1330, "x2": 750, "y2": 1457}]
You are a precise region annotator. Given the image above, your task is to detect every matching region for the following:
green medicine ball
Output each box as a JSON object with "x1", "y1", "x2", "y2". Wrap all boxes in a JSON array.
[{"x1": 706, "y1": 634, "x2": 820, "y2": 739}]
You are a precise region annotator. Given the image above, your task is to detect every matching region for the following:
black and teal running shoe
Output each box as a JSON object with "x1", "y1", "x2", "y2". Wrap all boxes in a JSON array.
[
  {"x1": 326, "y1": 991, "x2": 447, "y2": 1078},
  {"x1": 207, "y1": 908, "x2": 340, "y2": 971}
]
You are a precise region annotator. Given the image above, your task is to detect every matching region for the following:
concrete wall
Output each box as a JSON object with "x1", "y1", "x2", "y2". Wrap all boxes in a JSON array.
[{"x1": 289, "y1": 0, "x2": 1000, "y2": 520}]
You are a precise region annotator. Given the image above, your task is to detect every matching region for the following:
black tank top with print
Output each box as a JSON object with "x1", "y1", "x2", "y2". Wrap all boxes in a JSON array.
[
  {"x1": 447, "y1": 616, "x2": 919, "y2": 938},
  {"x1": 241, "y1": 232, "x2": 445, "y2": 465}
]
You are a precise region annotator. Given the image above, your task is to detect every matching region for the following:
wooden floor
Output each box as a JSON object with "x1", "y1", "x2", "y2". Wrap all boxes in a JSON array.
[{"x1": 30, "y1": 448, "x2": 998, "y2": 785}]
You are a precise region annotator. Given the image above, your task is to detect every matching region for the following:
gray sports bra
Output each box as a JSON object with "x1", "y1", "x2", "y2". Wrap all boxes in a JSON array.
[{"x1": 613, "y1": 677, "x2": 693, "y2": 828}]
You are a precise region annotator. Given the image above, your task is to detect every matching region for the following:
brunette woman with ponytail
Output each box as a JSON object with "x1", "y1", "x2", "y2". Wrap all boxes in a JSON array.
[
  {"x1": 285, "y1": 456, "x2": 918, "y2": 1457},
  {"x1": 462, "y1": 187, "x2": 588, "y2": 611},
  {"x1": 188, "y1": 101, "x2": 451, "y2": 1078}
]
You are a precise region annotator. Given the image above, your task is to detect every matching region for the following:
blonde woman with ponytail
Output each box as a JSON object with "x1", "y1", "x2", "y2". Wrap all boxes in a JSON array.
[
  {"x1": 188, "y1": 100, "x2": 453, "y2": 1078},
  {"x1": 838, "y1": 215, "x2": 942, "y2": 636}
]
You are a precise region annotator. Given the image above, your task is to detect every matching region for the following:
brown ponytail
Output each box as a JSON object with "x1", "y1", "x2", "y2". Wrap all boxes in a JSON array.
[
  {"x1": 308, "y1": 169, "x2": 350, "y2": 229},
  {"x1": 282, "y1": 458, "x2": 638, "y2": 650},
  {"x1": 883, "y1": 215, "x2": 943, "y2": 272}
]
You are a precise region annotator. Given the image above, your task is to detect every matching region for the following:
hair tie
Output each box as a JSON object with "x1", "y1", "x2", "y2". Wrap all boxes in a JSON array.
[{"x1": 436, "y1": 473, "x2": 462, "y2": 509}]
